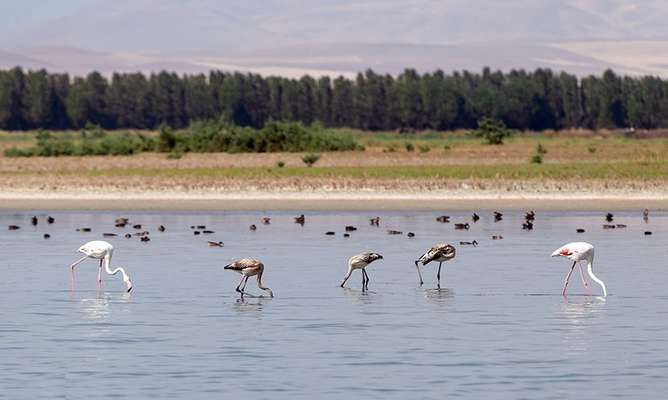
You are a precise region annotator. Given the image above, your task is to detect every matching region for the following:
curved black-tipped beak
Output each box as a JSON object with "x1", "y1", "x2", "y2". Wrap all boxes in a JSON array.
[{"x1": 414, "y1": 260, "x2": 419, "y2": 266}]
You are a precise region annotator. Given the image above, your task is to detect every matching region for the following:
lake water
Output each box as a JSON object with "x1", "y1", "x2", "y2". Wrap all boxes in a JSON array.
[{"x1": 1, "y1": 210, "x2": 667, "y2": 399}]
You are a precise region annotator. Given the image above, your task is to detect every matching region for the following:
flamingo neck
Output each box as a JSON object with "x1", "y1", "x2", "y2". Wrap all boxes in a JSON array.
[
  {"x1": 587, "y1": 260, "x2": 607, "y2": 297},
  {"x1": 104, "y1": 254, "x2": 130, "y2": 283}
]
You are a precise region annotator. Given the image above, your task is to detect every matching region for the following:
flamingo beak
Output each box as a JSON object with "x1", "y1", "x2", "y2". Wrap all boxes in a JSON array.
[
  {"x1": 126, "y1": 281, "x2": 133, "y2": 293},
  {"x1": 551, "y1": 249, "x2": 561, "y2": 257}
]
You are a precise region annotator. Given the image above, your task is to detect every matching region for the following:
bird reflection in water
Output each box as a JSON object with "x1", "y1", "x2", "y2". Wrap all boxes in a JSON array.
[
  {"x1": 342, "y1": 287, "x2": 378, "y2": 304},
  {"x1": 556, "y1": 296, "x2": 607, "y2": 356},
  {"x1": 77, "y1": 291, "x2": 132, "y2": 321},
  {"x1": 233, "y1": 296, "x2": 267, "y2": 312},
  {"x1": 423, "y1": 287, "x2": 455, "y2": 304}
]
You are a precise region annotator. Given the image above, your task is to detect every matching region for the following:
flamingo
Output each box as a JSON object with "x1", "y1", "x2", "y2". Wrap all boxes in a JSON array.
[
  {"x1": 69, "y1": 240, "x2": 133, "y2": 292},
  {"x1": 224, "y1": 258, "x2": 273, "y2": 297},
  {"x1": 551, "y1": 242, "x2": 607, "y2": 297},
  {"x1": 415, "y1": 244, "x2": 456, "y2": 287},
  {"x1": 340, "y1": 252, "x2": 383, "y2": 291}
]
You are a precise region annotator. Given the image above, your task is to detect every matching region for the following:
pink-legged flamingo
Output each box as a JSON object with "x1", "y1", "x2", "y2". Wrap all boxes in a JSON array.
[
  {"x1": 69, "y1": 240, "x2": 133, "y2": 292},
  {"x1": 224, "y1": 258, "x2": 273, "y2": 298},
  {"x1": 340, "y1": 252, "x2": 383, "y2": 291},
  {"x1": 415, "y1": 244, "x2": 456, "y2": 287},
  {"x1": 551, "y1": 242, "x2": 607, "y2": 297}
]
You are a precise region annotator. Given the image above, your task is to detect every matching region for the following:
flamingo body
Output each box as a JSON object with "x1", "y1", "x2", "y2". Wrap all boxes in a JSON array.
[
  {"x1": 415, "y1": 243, "x2": 456, "y2": 287},
  {"x1": 551, "y1": 241, "x2": 607, "y2": 297},
  {"x1": 77, "y1": 240, "x2": 113, "y2": 259},
  {"x1": 70, "y1": 240, "x2": 133, "y2": 292},
  {"x1": 340, "y1": 252, "x2": 383, "y2": 290},
  {"x1": 224, "y1": 258, "x2": 273, "y2": 297}
]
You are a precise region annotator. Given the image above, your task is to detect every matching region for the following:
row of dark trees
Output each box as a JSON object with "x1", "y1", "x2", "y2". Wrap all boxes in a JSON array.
[{"x1": 0, "y1": 66, "x2": 666, "y2": 131}]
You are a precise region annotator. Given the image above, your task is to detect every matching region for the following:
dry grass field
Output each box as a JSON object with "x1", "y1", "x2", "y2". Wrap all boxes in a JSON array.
[{"x1": 1, "y1": 129, "x2": 668, "y2": 193}]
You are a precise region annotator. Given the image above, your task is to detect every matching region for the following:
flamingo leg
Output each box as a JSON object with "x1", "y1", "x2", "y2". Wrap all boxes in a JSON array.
[
  {"x1": 577, "y1": 263, "x2": 591, "y2": 294},
  {"x1": 362, "y1": 268, "x2": 370, "y2": 291},
  {"x1": 437, "y1": 262, "x2": 442, "y2": 288},
  {"x1": 69, "y1": 256, "x2": 88, "y2": 291},
  {"x1": 235, "y1": 275, "x2": 246, "y2": 295},
  {"x1": 562, "y1": 261, "x2": 577, "y2": 296},
  {"x1": 361, "y1": 269, "x2": 366, "y2": 291},
  {"x1": 97, "y1": 259, "x2": 103, "y2": 289},
  {"x1": 238, "y1": 276, "x2": 252, "y2": 297}
]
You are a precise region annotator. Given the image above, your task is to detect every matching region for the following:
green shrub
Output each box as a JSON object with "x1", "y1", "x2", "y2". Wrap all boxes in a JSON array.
[
  {"x1": 418, "y1": 144, "x2": 431, "y2": 153},
  {"x1": 443, "y1": 144, "x2": 451, "y2": 150},
  {"x1": 4, "y1": 147, "x2": 34, "y2": 157},
  {"x1": 384, "y1": 143, "x2": 397, "y2": 153},
  {"x1": 530, "y1": 154, "x2": 543, "y2": 164},
  {"x1": 276, "y1": 160, "x2": 285, "y2": 168},
  {"x1": 159, "y1": 124, "x2": 177, "y2": 152},
  {"x1": 537, "y1": 143, "x2": 547, "y2": 155},
  {"x1": 405, "y1": 142, "x2": 414, "y2": 152},
  {"x1": 588, "y1": 145, "x2": 597, "y2": 154},
  {"x1": 470, "y1": 118, "x2": 513, "y2": 145},
  {"x1": 167, "y1": 151, "x2": 183, "y2": 159},
  {"x1": 302, "y1": 153, "x2": 321, "y2": 167},
  {"x1": 5, "y1": 121, "x2": 362, "y2": 157}
]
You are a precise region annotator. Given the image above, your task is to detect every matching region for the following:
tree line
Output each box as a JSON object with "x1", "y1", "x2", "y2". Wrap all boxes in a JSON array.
[{"x1": 0, "y1": 66, "x2": 665, "y2": 131}]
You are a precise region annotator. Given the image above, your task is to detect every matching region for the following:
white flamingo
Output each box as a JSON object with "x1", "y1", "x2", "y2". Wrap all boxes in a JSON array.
[
  {"x1": 69, "y1": 241, "x2": 133, "y2": 292},
  {"x1": 551, "y1": 242, "x2": 607, "y2": 297}
]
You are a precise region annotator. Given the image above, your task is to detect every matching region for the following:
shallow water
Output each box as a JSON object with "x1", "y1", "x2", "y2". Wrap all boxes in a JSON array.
[{"x1": 1, "y1": 210, "x2": 667, "y2": 399}]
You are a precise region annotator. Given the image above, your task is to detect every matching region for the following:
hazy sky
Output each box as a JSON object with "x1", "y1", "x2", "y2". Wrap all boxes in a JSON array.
[
  {"x1": 0, "y1": 0, "x2": 90, "y2": 27},
  {"x1": 2, "y1": 0, "x2": 668, "y2": 77}
]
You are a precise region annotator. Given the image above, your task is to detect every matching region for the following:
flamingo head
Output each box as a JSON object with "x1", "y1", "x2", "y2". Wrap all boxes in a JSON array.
[
  {"x1": 551, "y1": 246, "x2": 573, "y2": 258},
  {"x1": 442, "y1": 244, "x2": 456, "y2": 260}
]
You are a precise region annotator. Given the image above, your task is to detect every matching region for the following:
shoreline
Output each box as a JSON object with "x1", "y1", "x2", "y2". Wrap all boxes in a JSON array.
[{"x1": 1, "y1": 189, "x2": 666, "y2": 211}]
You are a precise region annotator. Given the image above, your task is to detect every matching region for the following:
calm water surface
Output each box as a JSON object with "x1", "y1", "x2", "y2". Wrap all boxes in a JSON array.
[{"x1": 1, "y1": 210, "x2": 667, "y2": 399}]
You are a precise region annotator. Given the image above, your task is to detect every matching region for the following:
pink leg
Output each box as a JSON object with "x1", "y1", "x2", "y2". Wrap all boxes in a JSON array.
[
  {"x1": 562, "y1": 261, "x2": 576, "y2": 296},
  {"x1": 69, "y1": 255, "x2": 88, "y2": 291},
  {"x1": 577, "y1": 263, "x2": 591, "y2": 295}
]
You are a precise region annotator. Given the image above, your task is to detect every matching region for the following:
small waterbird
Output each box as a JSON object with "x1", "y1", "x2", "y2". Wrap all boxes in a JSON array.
[
  {"x1": 415, "y1": 244, "x2": 456, "y2": 287},
  {"x1": 224, "y1": 258, "x2": 273, "y2": 297},
  {"x1": 340, "y1": 252, "x2": 383, "y2": 291},
  {"x1": 551, "y1": 242, "x2": 607, "y2": 297},
  {"x1": 69, "y1": 240, "x2": 133, "y2": 292}
]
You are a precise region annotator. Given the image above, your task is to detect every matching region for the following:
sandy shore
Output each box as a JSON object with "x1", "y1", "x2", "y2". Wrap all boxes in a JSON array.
[{"x1": 1, "y1": 188, "x2": 667, "y2": 211}]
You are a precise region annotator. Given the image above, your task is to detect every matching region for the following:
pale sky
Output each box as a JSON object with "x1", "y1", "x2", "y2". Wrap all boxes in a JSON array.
[{"x1": 0, "y1": 0, "x2": 90, "y2": 28}]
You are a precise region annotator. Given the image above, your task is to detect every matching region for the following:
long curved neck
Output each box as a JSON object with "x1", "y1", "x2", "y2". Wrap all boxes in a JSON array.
[
  {"x1": 104, "y1": 254, "x2": 130, "y2": 282},
  {"x1": 587, "y1": 260, "x2": 607, "y2": 297},
  {"x1": 257, "y1": 272, "x2": 273, "y2": 297}
]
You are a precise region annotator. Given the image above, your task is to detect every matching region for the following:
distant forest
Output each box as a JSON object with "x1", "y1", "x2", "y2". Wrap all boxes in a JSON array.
[{"x1": 0, "y1": 67, "x2": 664, "y2": 131}]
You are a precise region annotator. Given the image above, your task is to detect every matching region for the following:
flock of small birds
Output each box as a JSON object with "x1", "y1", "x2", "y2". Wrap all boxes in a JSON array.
[{"x1": 8, "y1": 209, "x2": 655, "y2": 242}]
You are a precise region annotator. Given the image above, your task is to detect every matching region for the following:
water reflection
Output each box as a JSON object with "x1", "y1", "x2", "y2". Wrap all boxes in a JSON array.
[
  {"x1": 556, "y1": 296, "x2": 607, "y2": 355},
  {"x1": 79, "y1": 295, "x2": 111, "y2": 320},
  {"x1": 423, "y1": 287, "x2": 455, "y2": 304},
  {"x1": 342, "y1": 287, "x2": 378, "y2": 304},
  {"x1": 231, "y1": 296, "x2": 268, "y2": 312}
]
